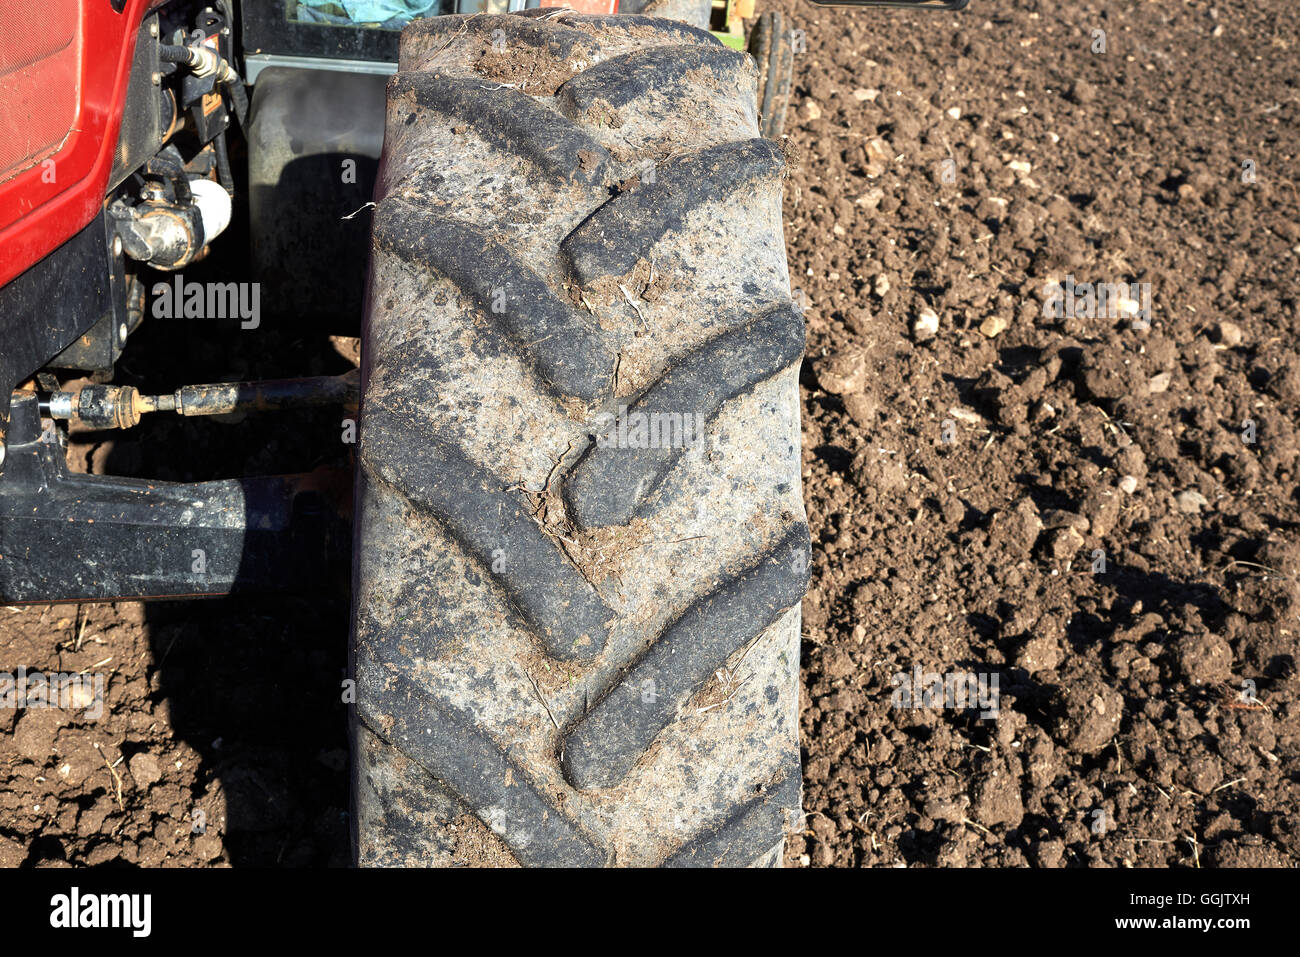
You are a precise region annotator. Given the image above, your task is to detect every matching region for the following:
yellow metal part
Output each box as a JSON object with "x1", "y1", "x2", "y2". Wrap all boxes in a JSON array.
[{"x1": 711, "y1": 0, "x2": 751, "y2": 48}]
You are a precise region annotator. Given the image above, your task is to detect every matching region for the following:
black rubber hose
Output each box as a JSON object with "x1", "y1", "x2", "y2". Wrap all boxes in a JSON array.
[
  {"x1": 158, "y1": 44, "x2": 194, "y2": 64},
  {"x1": 213, "y1": 131, "x2": 235, "y2": 196},
  {"x1": 225, "y1": 77, "x2": 249, "y2": 128}
]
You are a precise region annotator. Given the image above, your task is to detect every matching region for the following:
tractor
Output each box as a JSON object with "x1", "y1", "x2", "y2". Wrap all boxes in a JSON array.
[{"x1": 0, "y1": 0, "x2": 964, "y2": 866}]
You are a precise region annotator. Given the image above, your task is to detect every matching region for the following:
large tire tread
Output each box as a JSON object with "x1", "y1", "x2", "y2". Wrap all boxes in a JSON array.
[{"x1": 352, "y1": 11, "x2": 807, "y2": 868}]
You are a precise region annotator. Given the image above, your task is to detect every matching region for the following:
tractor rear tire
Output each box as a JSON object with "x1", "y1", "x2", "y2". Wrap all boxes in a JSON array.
[{"x1": 350, "y1": 10, "x2": 809, "y2": 867}]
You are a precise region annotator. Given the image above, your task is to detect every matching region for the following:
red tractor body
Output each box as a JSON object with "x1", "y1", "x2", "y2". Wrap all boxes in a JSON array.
[{"x1": 0, "y1": 0, "x2": 166, "y2": 289}]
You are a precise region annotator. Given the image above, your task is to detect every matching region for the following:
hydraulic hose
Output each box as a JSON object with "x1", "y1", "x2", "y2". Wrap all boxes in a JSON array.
[
  {"x1": 158, "y1": 42, "x2": 239, "y2": 83},
  {"x1": 159, "y1": 42, "x2": 248, "y2": 128},
  {"x1": 213, "y1": 131, "x2": 235, "y2": 196}
]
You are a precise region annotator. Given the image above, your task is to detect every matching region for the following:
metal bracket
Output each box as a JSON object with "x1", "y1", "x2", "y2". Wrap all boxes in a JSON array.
[{"x1": 0, "y1": 392, "x2": 349, "y2": 603}]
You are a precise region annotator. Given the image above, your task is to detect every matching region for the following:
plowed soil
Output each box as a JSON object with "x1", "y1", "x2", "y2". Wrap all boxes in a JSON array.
[
  {"x1": 780, "y1": 0, "x2": 1299, "y2": 867},
  {"x1": 2, "y1": 0, "x2": 1297, "y2": 867}
]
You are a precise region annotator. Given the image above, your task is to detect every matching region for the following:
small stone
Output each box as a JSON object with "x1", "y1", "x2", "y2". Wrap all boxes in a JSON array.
[
  {"x1": 1175, "y1": 489, "x2": 1210, "y2": 514},
  {"x1": 855, "y1": 187, "x2": 885, "y2": 210},
  {"x1": 128, "y1": 752, "x2": 162, "y2": 789},
  {"x1": 912, "y1": 306, "x2": 940, "y2": 341},
  {"x1": 979, "y1": 314, "x2": 1009, "y2": 338},
  {"x1": 1116, "y1": 295, "x2": 1143, "y2": 319},
  {"x1": 1008, "y1": 159, "x2": 1032, "y2": 175},
  {"x1": 1046, "y1": 526, "x2": 1085, "y2": 561},
  {"x1": 1118, "y1": 475, "x2": 1139, "y2": 495},
  {"x1": 815, "y1": 349, "x2": 868, "y2": 395},
  {"x1": 852, "y1": 88, "x2": 880, "y2": 102},
  {"x1": 803, "y1": 99, "x2": 822, "y2": 121},
  {"x1": 1216, "y1": 321, "x2": 1243, "y2": 347},
  {"x1": 1147, "y1": 371, "x2": 1172, "y2": 394},
  {"x1": 946, "y1": 107, "x2": 962, "y2": 119},
  {"x1": 874, "y1": 273, "x2": 891, "y2": 297},
  {"x1": 863, "y1": 136, "x2": 891, "y2": 176}
]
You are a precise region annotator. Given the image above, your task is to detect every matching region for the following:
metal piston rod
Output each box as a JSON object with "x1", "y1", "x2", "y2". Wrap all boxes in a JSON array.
[{"x1": 43, "y1": 369, "x2": 359, "y2": 431}]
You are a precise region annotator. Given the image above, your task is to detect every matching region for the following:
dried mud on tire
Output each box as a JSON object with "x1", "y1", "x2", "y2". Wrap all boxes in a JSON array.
[{"x1": 351, "y1": 12, "x2": 808, "y2": 867}]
